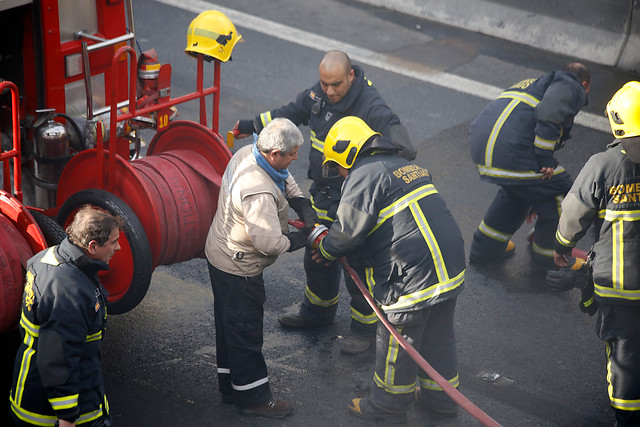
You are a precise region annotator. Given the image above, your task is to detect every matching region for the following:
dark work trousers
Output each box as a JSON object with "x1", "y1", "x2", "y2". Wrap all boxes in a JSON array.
[
  {"x1": 300, "y1": 245, "x2": 377, "y2": 338},
  {"x1": 371, "y1": 298, "x2": 459, "y2": 414},
  {"x1": 470, "y1": 176, "x2": 572, "y2": 265},
  {"x1": 207, "y1": 262, "x2": 272, "y2": 408},
  {"x1": 597, "y1": 304, "x2": 640, "y2": 426}
]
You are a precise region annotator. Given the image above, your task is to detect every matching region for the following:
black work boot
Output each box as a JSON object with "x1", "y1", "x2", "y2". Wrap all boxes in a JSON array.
[{"x1": 239, "y1": 399, "x2": 293, "y2": 419}]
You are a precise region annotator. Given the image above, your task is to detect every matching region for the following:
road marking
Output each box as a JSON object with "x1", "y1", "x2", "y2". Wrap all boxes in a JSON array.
[{"x1": 153, "y1": 0, "x2": 610, "y2": 133}]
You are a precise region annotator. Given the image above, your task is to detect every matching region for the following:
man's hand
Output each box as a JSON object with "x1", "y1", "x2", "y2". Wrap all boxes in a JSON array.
[
  {"x1": 311, "y1": 249, "x2": 332, "y2": 266},
  {"x1": 540, "y1": 166, "x2": 554, "y2": 180},
  {"x1": 285, "y1": 226, "x2": 312, "y2": 252},
  {"x1": 554, "y1": 251, "x2": 569, "y2": 268},
  {"x1": 58, "y1": 420, "x2": 75, "y2": 427},
  {"x1": 233, "y1": 119, "x2": 255, "y2": 139}
]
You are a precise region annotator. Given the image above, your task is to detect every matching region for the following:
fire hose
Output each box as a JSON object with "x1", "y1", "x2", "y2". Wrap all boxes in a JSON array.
[{"x1": 289, "y1": 219, "x2": 502, "y2": 427}]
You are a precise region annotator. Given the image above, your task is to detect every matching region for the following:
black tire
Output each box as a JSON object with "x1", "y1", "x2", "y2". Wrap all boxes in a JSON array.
[
  {"x1": 56, "y1": 189, "x2": 153, "y2": 314},
  {"x1": 28, "y1": 210, "x2": 67, "y2": 246}
]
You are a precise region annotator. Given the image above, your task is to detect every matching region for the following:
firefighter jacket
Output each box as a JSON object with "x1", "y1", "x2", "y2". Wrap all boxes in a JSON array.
[
  {"x1": 555, "y1": 140, "x2": 640, "y2": 306},
  {"x1": 250, "y1": 65, "x2": 415, "y2": 222},
  {"x1": 317, "y1": 145, "x2": 466, "y2": 313},
  {"x1": 204, "y1": 144, "x2": 304, "y2": 277},
  {"x1": 10, "y1": 238, "x2": 109, "y2": 426},
  {"x1": 469, "y1": 70, "x2": 587, "y2": 186}
]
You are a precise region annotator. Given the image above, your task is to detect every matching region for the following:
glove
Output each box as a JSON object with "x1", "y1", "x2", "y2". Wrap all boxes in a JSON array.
[
  {"x1": 287, "y1": 197, "x2": 319, "y2": 226},
  {"x1": 237, "y1": 119, "x2": 256, "y2": 135},
  {"x1": 579, "y1": 281, "x2": 599, "y2": 316},
  {"x1": 545, "y1": 257, "x2": 590, "y2": 292},
  {"x1": 285, "y1": 225, "x2": 312, "y2": 252}
]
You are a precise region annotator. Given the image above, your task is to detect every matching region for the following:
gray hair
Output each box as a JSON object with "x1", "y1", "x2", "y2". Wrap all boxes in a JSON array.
[
  {"x1": 67, "y1": 205, "x2": 124, "y2": 250},
  {"x1": 256, "y1": 118, "x2": 303, "y2": 154}
]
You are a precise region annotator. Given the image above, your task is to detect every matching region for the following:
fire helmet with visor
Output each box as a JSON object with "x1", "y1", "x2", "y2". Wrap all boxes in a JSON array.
[
  {"x1": 185, "y1": 10, "x2": 242, "y2": 62},
  {"x1": 607, "y1": 81, "x2": 640, "y2": 162},
  {"x1": 322, "y1": 116, "x2": 380, "y2": 178}
]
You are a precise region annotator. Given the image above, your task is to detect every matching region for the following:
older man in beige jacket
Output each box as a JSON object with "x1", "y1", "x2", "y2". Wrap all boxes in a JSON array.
[{"x1": 204, "y1": 118, "x2": 315, "y2": 419}]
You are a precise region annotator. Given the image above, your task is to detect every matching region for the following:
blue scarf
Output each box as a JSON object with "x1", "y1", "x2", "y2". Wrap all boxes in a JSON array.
[{"x1": 252, "y1": 134, "x2": 289, "y2": 192}]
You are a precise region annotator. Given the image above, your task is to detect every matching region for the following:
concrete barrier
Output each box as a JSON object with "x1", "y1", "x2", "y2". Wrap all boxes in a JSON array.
[{"x1": 356, "y1": 0, "x2": 640, "y2": 74}]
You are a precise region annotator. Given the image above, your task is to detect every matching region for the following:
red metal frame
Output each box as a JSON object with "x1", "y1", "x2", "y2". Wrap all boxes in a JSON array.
[{"x1": 0, "y1": 81, "x2": 23, "y2": 202}]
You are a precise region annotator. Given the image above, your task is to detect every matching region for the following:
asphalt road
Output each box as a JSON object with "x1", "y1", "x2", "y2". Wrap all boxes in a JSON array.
[{"x1": 3, "y1": 0, "x2": 639, "y2": 426}]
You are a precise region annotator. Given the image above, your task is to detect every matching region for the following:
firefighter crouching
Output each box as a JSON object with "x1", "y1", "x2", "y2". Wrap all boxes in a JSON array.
[
  {"x1": 311, "y1": 116, "x2": 466, "y2": 423},
  {"x1": 9, "y1": 206, "x2": 122, "y2": 427},
  {"x1": 551, "y1": 82, "x2": 640, "y2": 426}
]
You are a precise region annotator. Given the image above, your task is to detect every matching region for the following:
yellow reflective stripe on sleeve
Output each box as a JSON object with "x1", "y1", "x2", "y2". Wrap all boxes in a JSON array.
[
  {"x1": 350, "y1": 306, "x2": 378, "y2": 325},
  {"x1": 410, "y1": 203, "x2": 448, "y2": 282},
  {"x1": 75, "y1": 405, "x2": 104, "y2": 425},
  {"x1": 533, "y1": 135, "x2": 557, "y2": 150},
  {"x1": 310, "y1": 130, "x2": 324, "y2": 152},
  {"x1": 555, "y1": 229, "x2": 574, "y2": 247},
  {"x1": 259, "y1": 111, "x2": 272, "y2": 128},
  {"x1": 370, "y1": 184, "x2": 437, "y2": 235},
  {"x1": 478, "y1": 220, "x2": 512, "y2": 243},
  {"x1": 419, "y1": 373, "x2": 460, "y2": 391},
  {"x1": 86, "y1": 330, "x2": 103, "y2": 343},
  {"x1": 14, "y1": 334, "x2": 36, "y2": 405},
  {"x1": 20, "y1": 312, "x2": 40, "y2": 337},
  {"x1": 41, "y1": 247, "x2": 59, "y2": 266},
  {"x1": 612, "y1": 220, "x2": 623, "y2": 290},
  {"x1": 485, "y1": 99, "x2": 519, "y2": 167},
  {"x1": 10, "y1": 397, "x2": 57, "y2": 426},
  {"x1": 304, "y1": 286, "x2": 339, "y2": 308},
  {"x1": 381, "y1": 270, "x2": 465, "y2": 311},
  {"x1": 317, "y1": 241, "x2": 337, "y2": 261},
  {"x1": 49, "y1": 394, "x2": 79, "y2": 411},
  {"x1": 476, "y1": 164, "x2": 566, "y2": 180}
]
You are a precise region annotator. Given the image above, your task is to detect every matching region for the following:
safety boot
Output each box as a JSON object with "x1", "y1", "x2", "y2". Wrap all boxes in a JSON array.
[
  {"x1": 339, "y1": 334, "x2": 375, "y2": 355},
  {"x1": 239, "y1": 399, "x2": 293, "y2": 419},
  {"x1": 278, "y1": 311, "x2": 332, "y2": 328},
  {"x1": 469, "y1": 240, "x2": 515, "y2": 264},
  {"x1": 415, "y1": 388, "x2": 457, "y2": 418},
  {"x1": 347, "y1": 398, "x2": 407, "y2": 424}
]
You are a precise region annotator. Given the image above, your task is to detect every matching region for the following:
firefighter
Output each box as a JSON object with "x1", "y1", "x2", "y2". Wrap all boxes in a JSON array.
[
  {"x1": 312, "y1": 116, "x2": 466, "y2": 423},
  {"x1": 233, "y1": 50, "x2": 416, "y2": 355},
  {"x1": 204, "y1": 118, "x2": 312, "y2": 418},
  {"x1": 9, "y1": 206, "x2": 121, "y2": 427},
  {"x1": 552, "y1": 81, "x2": 640, "y2": 426},
  {"x1": 468, "y1": 62, "x2": 590, "y2": 274}
]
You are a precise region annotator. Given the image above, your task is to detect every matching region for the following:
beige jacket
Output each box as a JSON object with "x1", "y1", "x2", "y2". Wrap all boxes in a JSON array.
[{"x1": 204, "y1": 145, "x2": 303, "y2": 276}]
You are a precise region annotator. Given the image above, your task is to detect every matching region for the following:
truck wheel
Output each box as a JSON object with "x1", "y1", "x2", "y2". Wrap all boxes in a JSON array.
[
  {"x1": 56, "y1": 189, "x2": 153, "y2": 314},
  {"x1": 28, "y1": 210, "x2": 67, "y2": 246}
]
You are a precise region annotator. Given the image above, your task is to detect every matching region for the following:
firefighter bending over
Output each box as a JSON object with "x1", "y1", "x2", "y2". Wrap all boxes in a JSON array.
[
  {"x1": 312, "y1": 116, "x2": 466, "y2": 423},
  {"x1": 10, "y1": 206, "x2": 122, "y2": 427}
]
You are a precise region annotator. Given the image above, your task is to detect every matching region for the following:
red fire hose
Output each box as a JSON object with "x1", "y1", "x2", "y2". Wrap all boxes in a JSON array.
[{"x1": 289, "y1": 219, "x2": 502, "y2": 427}]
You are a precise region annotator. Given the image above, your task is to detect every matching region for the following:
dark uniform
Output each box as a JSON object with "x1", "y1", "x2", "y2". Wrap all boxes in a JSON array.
[
  {"x1": 469, "y1": 70, "x2": 588, "y2": 270},
  {"x1": 249, "y1": 64, "x2": 416, "y2": 336},
  {"x1": 555, "y1": 140, "x2": 640, "y2": 425},
  {"x1": 9, "y1": 238, "x2": 110, "y2": 426},
  {"x1": 316, "y1": 141, "x2": 466, "y2": 414}
]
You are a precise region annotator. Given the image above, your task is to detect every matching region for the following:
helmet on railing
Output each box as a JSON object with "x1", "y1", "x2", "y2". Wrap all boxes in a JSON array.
[{"x1": 185, "y1": 10, "x2": 242, "y2": 62}]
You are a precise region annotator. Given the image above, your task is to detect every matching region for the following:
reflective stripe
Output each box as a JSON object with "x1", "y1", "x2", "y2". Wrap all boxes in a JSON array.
[
  {"x1": 374, "y1": 373, "x2": 416, "y2": 395},
  {"x1": 15, "y1": 334, "x2": 36, "y2": 405},
  {"x1": 604, "y1": 209, "x2": 640, "y2": 221},
  {"x1": 486, "y1": 99, "x2": 519, "y2": 167},
  {"x1": 232, "y1": 376, "x2": 269, "y2": 391},
  {"x1": 604, "y1": 342, "x2": 640, "y2": 410},
  {"x1": 259, "y1": 111, "x2": 272, "y2": 128},
  {"x1": 497, "y1": 90, "x2": 541, "y2": 108},
  {"x1": 218, "y1": 367, "x2": 230, "y2": 374},
  {"x1": 310, "y1": 130, "x2": 324, "y2": 152},
  {"x1": 86, "y1": 331, "x2": 102, "y2": 343},
  {"x1": 410, "y1": 203, "x2": 448, "y2": 282},
  {"x1": 370, "y1": 184, "x2": 437, "y2": 235},
  {"x1": 350, "y1": 306, "x2": 377, "y2": 325},
  {"x1": 381, "y1": 270, "x2": 465, "y2": 311},
  {"x1": 309, "y1": 195, "x2": 333, "y2": 223},
  {"x1": 10, "y1": 399, "x2": 103, "y2": 427},
  {"x1": 49, "y1": 394, "x2": 79, "y2": 411},
  {"x1": 555, "y1": 229, "x2": 574, "y2": 247},
  {"x1": 364, "y1": 267, "x2": 375, "y2": 295},
  {"x1": 304, "y1": 286, "x2": 339, "y2": 307},
  {"x1": 555, "y1": 194, "x2": 564, "y2": 217},
  {"x1": 476, "y1": 164, "x2": 566, "y2": 180},
  {"x1": 73, "y1": 406, "x2": 103, "y2": 425},
  {"x1": 419, "y1": 373, "x2": 460, "y2": 391},
  {"x1": 41, "y1": 247, "x2": 59, "y2": 266},
  {"x1": 379, "y1": 328, "x2": 401, "y2": 392},
  {"x1": 478, "y1": 220, "x2": 512, "y2": 243},
  {"x1": 531, "y1": 242, "x2": 554, "y2": 258},
  {"x1": 612, "y1": 220, "x2": 623, "y2": 289},
  {"x1": 533, "y1": 135, "x2": 557, "y2": 150},
  {"x1": 595, "y1": 282, "x2": 640, "y2": 300},
  {"x1": 317, "y1": 241, "x2": 337, "y2": 261},
  {"x1": 20, "y1": 312, "x2": 40, "y2": 337}
]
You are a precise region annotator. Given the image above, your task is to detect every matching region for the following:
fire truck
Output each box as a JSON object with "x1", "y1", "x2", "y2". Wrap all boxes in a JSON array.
[{"x1": 0, "y1": 0, "x2": 241, "y2": 333}]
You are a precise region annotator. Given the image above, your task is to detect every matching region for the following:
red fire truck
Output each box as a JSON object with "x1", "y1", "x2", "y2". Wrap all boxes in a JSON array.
[{"x1": 0, "y1": 0, "x2": 241, "y2": 332}]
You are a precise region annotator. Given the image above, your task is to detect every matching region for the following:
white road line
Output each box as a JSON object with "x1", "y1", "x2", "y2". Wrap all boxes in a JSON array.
[{"x1": 152, "y1": 0, "x2": 610, "y2": 133}]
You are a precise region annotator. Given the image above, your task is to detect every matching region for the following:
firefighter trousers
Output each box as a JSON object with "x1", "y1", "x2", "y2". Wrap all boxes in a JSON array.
[
  {"x1": 470, "y1": 177, "x2": 572, "y2": 265},
  {"x1": 207, "y1": 262, "x2": 272, "y2": 408},
  {"x1": 597, "y1": 304, "x2": 640, "y2": 426},
  {"x1": 299, "y1": 246, "x2": 377, "y2": 338},
  {"x1": 370, "y1": 298, "x2": 460, "y2": 414}
]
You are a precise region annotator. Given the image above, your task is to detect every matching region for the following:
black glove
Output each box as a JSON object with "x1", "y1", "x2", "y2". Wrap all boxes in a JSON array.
[
  {"x1": 237, "y1": 119, "x2": 256, "y2": 135},
  {"x1": 545, "y1": 257, "x2": 590, "y2": 292},
  {"x1": 579, "y1": 281, "x2": 599, "y2": 316},
  {"x1": 287, "y1": 197, "x2": 319, "y2": 226},
  {"x1": 285, "y1": 225, "x2": 312, "y2": 252}
]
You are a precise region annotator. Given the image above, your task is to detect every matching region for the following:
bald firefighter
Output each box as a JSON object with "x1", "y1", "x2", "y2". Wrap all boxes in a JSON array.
[{"x1": 312, "y1": 117, "x2": 465, "y2": 423}]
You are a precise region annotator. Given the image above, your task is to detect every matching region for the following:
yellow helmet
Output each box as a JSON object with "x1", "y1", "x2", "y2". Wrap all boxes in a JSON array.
[
  {"x1": 185, "y1": 10, "x2": 242, "y2": 62},
  {"x1": 323, "y1": 116, "x2": 380, "y2": 170},
  {"x1": 606, "y1": 81, "x2": 640, "y2": 138}
]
